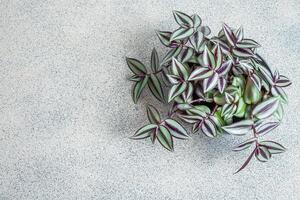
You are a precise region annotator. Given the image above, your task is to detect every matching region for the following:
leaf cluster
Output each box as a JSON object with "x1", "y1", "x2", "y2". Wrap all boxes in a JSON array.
[{"x1": 126, "y1": 11, "x2": 291, "y2": 173}]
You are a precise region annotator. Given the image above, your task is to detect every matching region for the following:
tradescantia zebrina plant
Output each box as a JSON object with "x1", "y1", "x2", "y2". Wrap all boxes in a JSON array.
[{"x1": 126, "y1": 11, "x2": 291, "y2": 173}]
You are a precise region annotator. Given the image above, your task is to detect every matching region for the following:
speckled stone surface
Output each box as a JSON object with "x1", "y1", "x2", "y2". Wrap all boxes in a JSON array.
[{"x1": 0, "y1": 0, "x2": 299, "y2": 199}]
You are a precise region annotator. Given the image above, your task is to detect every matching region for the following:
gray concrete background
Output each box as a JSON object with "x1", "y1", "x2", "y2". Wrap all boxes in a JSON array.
[{"x1": 0, "y1": 0, "x2": 299, "y2": 199}]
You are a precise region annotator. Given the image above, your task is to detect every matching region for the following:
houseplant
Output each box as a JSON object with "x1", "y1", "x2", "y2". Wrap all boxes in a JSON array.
[{"x1": 126, "y1": 11, "x2": 291, "y2": 173}]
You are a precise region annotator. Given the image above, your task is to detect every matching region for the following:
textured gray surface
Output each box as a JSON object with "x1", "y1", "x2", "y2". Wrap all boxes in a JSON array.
[{"x1": 0, "y1": 0, "x2": 299, "y2": 199}]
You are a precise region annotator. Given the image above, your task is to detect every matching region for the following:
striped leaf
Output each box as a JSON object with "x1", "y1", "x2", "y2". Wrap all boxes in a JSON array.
[
  {"x1": 233, "y1": 137, "x2": 256, "y2": 151},
  {"x1": 189, "y1": 31, "x2": 204, "y2": 52},
  {"x1": 234, "y1": 26, "x2": 244, "y2": 43},
  {"x1": 252, "y1": 97, "x2": 279, "y2": 119},
  {"x1": 191, "y1": 14, "x2": 202, "y2": 28},
  {"x1": 203, "y1": 46, "x2": 215, "y2": 68},
  {"x1": 201, "y1": 118, "x2": 217, "y2": 138},
  {"x1": 216, "y1": 60, "x2": 232, "y2": 76},
  {"x1": 255, "y1": 146, "x2": 271, "y2": 162},
  {"x1": 179, "y1": 47, "x2": 194, "y2": 63},
  {"x1": 148, "y1": 74, "x2": 165, "y2": 102},
  {"x1": 157, "y1": 125, "x2": 174, "y2": 151},
  {"x1": 234, "y1": 149, "x2": 256, "y2": 174},
  {"x1": 168, "y1": 82, "x2": 187, "y2": 102},
  {"x1": 132, "y1": 75, "x2": 149, "y2": 103},
  {"x1": 250, "y1": 73, "x2": 262, "y2": 91},
  {"x1": 126, "y1": 57, "x2": 147, "y2": 74},
  {"x1": 232, "y1": 48, "x2": 253, "y2": 58},
  {"x1": 166, "y1": 74, "x2": 181, "y2": 84},
  {"x1": 214, "y1": 45, "x2": 222, "y2": 69},
  {"x1": 259, "y1": 141, "x2": 286, "y2": 154},
  {"x1": 217, "y1": 76, "x2": 226, "y2": 93},
  {"x1": 131, "y1": 124, "x2": 157, "y2": 139},
  {"x1": 271, "y1": 86, "x2": 288, "y2": 103},
  {"x1": 150, "y1": 48, "x2": 160, "y2": 72},
  {"x1": 161, "y1": 46, "x2": 182, "y2": 66},
  {"x1": 222, "y1": 23, "x2": 236, "y2": 46},
  {"x1": 274, "y1": 102, "x2": 284, "y2": 121},
  {"x1": 222, "y1": 120, "x2": 253, "y2": 135},
  {"x1": 236, "y1": 39, "x2": 260, "y2": 49},
  {"x1": 173, "y1": 10, "x2": 194, "y2": 28},
  {"x1": 172, "y1": 58, "x2": 189, "y2": 80},
  {"x1": 170, "y1": 27, "x2": 194, "y2": 41},
  {"x1": 178, "y1": 114, "x2": 202, "y2": 123},
  {"x1": 256, "y1": 122, "x2": 279, "y2": 136},
  {"x1": 164, "y1": 119, "x2": 189, "y2": 139},
  {"x1": 129, "y1": 75, "x2": 142, "y2": 82},
  {"x1": 275, "y1": 75, "x2": 292, "y2": 87},
  {"x1": 203, "y1": 72, "x2": 219, "y2": 92},
  {"x1": 188, "y1": 67, "x2": 213, "y2": 81},
  {"x1": 146, "y1": 105, "x2": 161, "y2": 124},
  {"x1": 155, "y1": 30, "x2": 171, "y2": 47},
  {"x1": 210, "y1": 37, "x2": 230, "y2": 54}
]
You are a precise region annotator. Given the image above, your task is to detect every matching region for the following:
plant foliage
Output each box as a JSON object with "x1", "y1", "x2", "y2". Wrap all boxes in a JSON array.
[{"x1": 126, "y1": 11, "x2": 291, "y2": 173}]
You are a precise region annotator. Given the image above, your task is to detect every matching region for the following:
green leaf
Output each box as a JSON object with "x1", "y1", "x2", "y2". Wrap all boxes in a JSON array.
[
  {"x1": 129, "y1": 75, "x2": 142, "y2": 82},
  {"x1": 189, "y1": 31, "x2": 203, "y2": 52},
  {"x1": 170, "y1": 27, "x2": 194, "y2": 41},
  {"x1": 148, "y1": 74, "x2": 165, "y2": 102},
  {"x1": 131, "y1": 124, "x2": 157, "y2": 139},
  {"x1": 151, "y1": 48, "x2": 160, "y2": 72},
  {"x1": 252, "y1": 97, "x2": 279, "y2": 119},
  {"x1": 132, "y1": 75, "x2": 149, "y2": 103},
  {"x1": 172, "y1": 58, "x2": 189, "y2": 80},
  {"x1": 191, "y1": 14, "x2": 202, "y2": 28},
  {"x1": 161, "y1": 46, "x2": 182, "y2": 66},
  {"x1": 164, "y1": 119, "x2": 189, "y2": 139},
  {"x1": 168, "y1": 82, "x2": 187, "y2": 102},
  {"x1": 179, "y1": 47, "x2": 194, "y2": 63},
  {"x1": 157, "y1": 125, "x2": 174, "y2": 151},
  {"x1": 147, "y1": 105, "x2": 161, "y2": 124},
  {"x1": 173, "y1": 10, "x2": 194, "y2": 28},
  {"x1": 222, "y1": 120, "x2": 253, "y2": 135},
  {"x1": 156, "y1": 30, "x2": 171, "y2": 47},
  {"x1": 214, "y1": 45, "x2": 222, "y2": 68},
  {"x1": 126, "y1": 57, "x2": 147, "y2": 75}
]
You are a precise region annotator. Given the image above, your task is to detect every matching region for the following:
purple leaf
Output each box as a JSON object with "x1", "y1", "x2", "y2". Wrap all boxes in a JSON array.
[
  {"x1": 222, "y1": 120, "x2": 253, "y2": 135},
  {"x1": 217, "y1": 77, "x2": 226, "y2": 93},
  {"x1": 200, "y1": 118, "x2": 217, "y2": 138},
  {"x1": 233, "y1": 138, "x2": 257, "y2": 151},
  {"x1": 256, "y1": 122, "x2": 280, "y2": 136},
  {"x1": 222, "y1": 23, "x2": 236, "y2": 46},
  {"x1": 203, "y1": 72, "x2": 219, "y2": 92},
  {"x1": 259, "y1": 141, "x2": 286, "y2": 154},
  {"x1": 146, "y1": 105, "x2": 161, "y2": 124},
  {"x1": 203, "y1": 46, "x2": 215, "y2": 68},
  {"x1": 216, "y1": 60, "x2": 233, "y2": 76},
  {"x1": 250, "y1": 73, "x2": 262, "y2": 91},
  {"x1": 155, "y1": 30, "x2": 172, "y2": 47},
  {"x1": 234, "y1": 148, "x2": 256, "y2": 174},
  {"x1": 188, "y1": 67, "x2": 213, "y2": 81},
  {"x1": 173, "y1": 10, "x2": 194, "y2": 28},
  {"x1": 232, "y1": 48, "x2": 254, "y2": 58},
  {"x1": 252, "y1": 97, "x2": 279, "y2": 119},
  {"x1": 164, "y1": 119, "x2": 189, "y2": 139},
  {"x1": 275, "y1": 75, "x2": 292, "y2": 87}
]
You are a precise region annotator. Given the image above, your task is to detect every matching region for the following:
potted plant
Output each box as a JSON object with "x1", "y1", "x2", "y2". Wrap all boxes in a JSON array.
[{"x1": 126, "y1": 11, "x2": 291, "y2": 173}]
